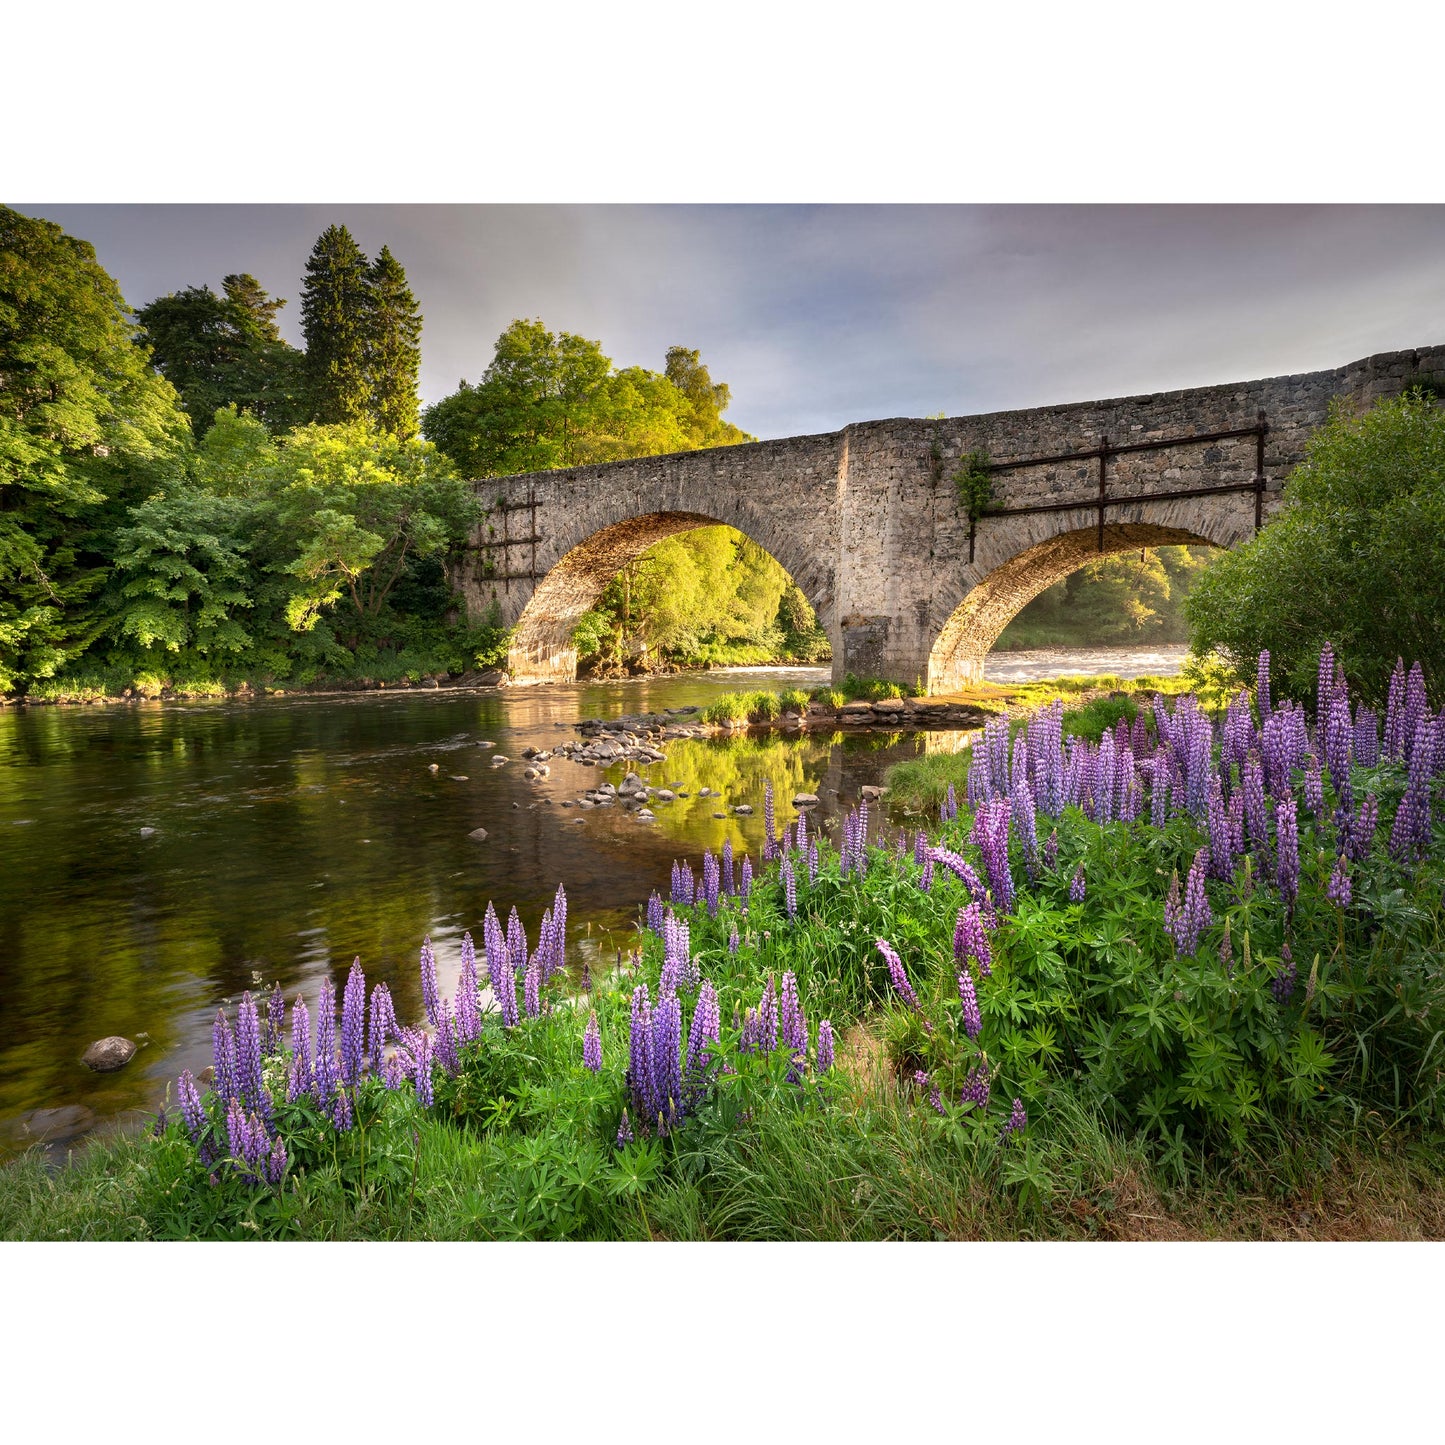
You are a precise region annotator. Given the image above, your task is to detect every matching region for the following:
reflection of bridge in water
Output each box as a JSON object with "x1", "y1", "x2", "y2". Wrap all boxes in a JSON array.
[{"x1": 454, "y1": 346, "x2": 1444, "y2": 695}]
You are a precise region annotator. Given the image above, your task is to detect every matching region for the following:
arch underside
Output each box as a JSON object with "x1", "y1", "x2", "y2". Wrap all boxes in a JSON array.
[
  {"x1": 506, "y1": 511, "x2": 831, "y2": 685},
  {"x1": 927, "y1": 521, "x2": 1217, "y2": 693}
]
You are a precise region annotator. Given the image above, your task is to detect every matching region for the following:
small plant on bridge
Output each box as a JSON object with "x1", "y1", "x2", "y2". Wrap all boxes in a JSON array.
[{"x1": 952, "y1": 450, "x2": 995, "y2": 521}]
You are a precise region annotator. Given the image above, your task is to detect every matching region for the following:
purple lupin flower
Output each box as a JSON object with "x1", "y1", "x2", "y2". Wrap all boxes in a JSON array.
[
  {"x1": 781, "y1": 855, "x2": 797, "y2": 920},
  {"x1": 1271, "y1": 941, "x2": 1297, "y2": 1005},
  {"x1": 367, "y1": 983, "x2": 396, "y2": 1073},
  {"x1": 314, "y1": 975, "x2": 338, "y2": 1106},
  {"x1": 212, "y1": 1010, "x2": 237, "y2": 1108},
  {"x1": 225, "y1": 1096, "x2": 250, "y2": 1170},
  {"x1": 1327, "y1": 854, "x2": 1352, "y2": 907},
  {"x1": 456, "y1": 933, "x2": 480, "y2": 1042},
  {"x1": 616, "y1": 1109, "x2": 634, "y2": 1148},
  {"x1": 647, "y1": 890, "x2": 665, "y2": 935},
  {"x1": 914, "y1": 830, "x2": 928, "y2": 867},
  {"x1": 330, "y1": 1086, "x2": 354, "y2": 1132},
  {"x1": 972, "y1": 796, "x2": 1014, "y2": 912},
  {"x1": 523, "y1": 953, "x2": 541, "y2": 1019},
  {"x1": 1256, "y1": 649, "x2": 1272, "y2": 723},
  {"x1": 957, "y1": 968, "x2": 982, "y2": 1040},
  {"x1": 763, "y1": 781, "x2": 777, "y2": 860},
  {"x1": 1274, "y1": 799, "x2": 1300, "y2": 914},
  {"x1": 722, "y1": 837, "x2": 735, "y2": 895},
  {"x1": 178, "y1": 1069, "x2": 207, "y2": 1148},
  {"x1": 1043, "y1": 830, "x2": 1059, "y2": 870},
  {"x1": 1316, "y1": 641, "x2": 1336, "y2": 720},
  {"x1": 684, "y1": 980, "x2": 721, "y2": 1106},
  {"x1": 550, "y1": 883, "x2": 568, "y2": 979},
  {"x1": 1171, "y1": 849, "x2": 1212, "y2": 958},
  {"x1": 1348, "y1": 792, "x2": 1379, "y2": 863},
  {"x1": 235, "y1": 992, "x2": 267, "y2": 1119},
  {"x1": 1303, "y1": 753, "x2": 1324, "y2": 821},
  {"x1": 419, "y1": 937, "x2": 440, "y2": 1027},
  {"x1": 1353, "y1": 705, "x2": 1380, "y2": 769},
  {"x1": 953, "y1": 900, "x2": 992, "y2": 976},
  {"x1": 1218, "y1": 914, "x2": 1233, "y2": 976},
  {"x1": 780, "y1": 971, "x2": 807, "y2": 1058},
  {"x1": 1069, "y1": 862, "x2": 1086, "y2": 903},
  {"x1": 816, "y1": 1019, "x2": 835, "y2": 1074},
  {"x1": 702, "y1": 850, "x2": 720, "y2": 916},
  {"x1": 931, "y1": 847, "x2": 985, "y2": 900},
  {"x1": 506, "y1": 906, "x2": 528, "y2": 979},
  {"x1": 583, "y1": 1010, "x2": 602, "y2": 1072},
  {"x1": 961, "y1": 1061, "x2": 991, "y2": 1111},
  {"x1": 1163, "y1": 870, "x2": 1182, "y2": 942},
  {"x1": 413, "y1": 1031, "x2": 434, "y2": 1107},
  {"x1": 650, "y1": 990, "x2": 683, "y2": 1132},
  {"x1": 758, "y1": 975, "x2": 780, "y2": 1053},
  {"x1": 739, "y1": 1007, "x2": 762, "y2": 1054},
  {"x1": 919, "y1": 855, "x2": 934, "y2": 893},
  {"x1": 627, "y1": 984, "x2": 653, "y2": 1118},
  {"x1": 740, "y1": 855, "x2": 753, "y2": 909},
  {"x1": 340, "y1": 958, "x2": 366, "y2": 1088},
  {"x1": 265, "y1": 985, "x2": 285, "y2": 1057},
  {"x1": 264, "y1": 1136, "x2": 288, "y2": 1187},
  {"x1": 287, "y1": 995, "x2": 312, "y2": 1102},
  {"x1": 484, "y1": 902, "x2": 518, "y2": 1028},
  {"x1": 728, "y1": 924, "x2": 739, "y2": 956},
  {"x1": 877, "y1": 939, "x2": 918, "y2": 1010},
  {"x1": 1242, "y1": 754, "x2": 1270, "y2": 869},
  {"x1": 808, "y1": 837, "x2": 819, "y2": 885},
  {"x1": 999, "y1": 1097, "x2": 1027, "y2": 1143}
]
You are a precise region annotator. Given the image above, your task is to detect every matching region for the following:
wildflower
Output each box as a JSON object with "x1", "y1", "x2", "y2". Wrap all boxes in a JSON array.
[
  {"x1": 953, "y1": 900, "x2": 992, "y2": 976},
  {"x1": 702, "y1": 850, "x2": 720, "y2": 916},
  {"x1": 340, "y1": 958, "x2": 366, "y2": 1088},
  {"x1": 330, "y1": 1086, "x2": 354, "y2": 1132},
  {"x1": 506, "y1": 906, "x2": 528, "y2": 978},
  {"x1": 763, "y1": 781, "x2": 777, "y2": 860},
  {"x1": 549, "y1": 883, "x2": 568, "y2": 980},
  {"x1": 1169, "y1": 849, "x2": 1213, "y2": 958},
  {"x1": 649, "y1": 989, "x2": 683, "y2": 1133},
  {"x1": 999, "y1": 1097, "x2": 1027, "y2": 1143},
  {"x1": 265, "y1": 985, "x2": 285, "y2": 1057},
  {"x1": 1218, "y1": 914, "x2": 1233, "y2": 976},
  {"x1": 781, "y1": 855, "x2": 797, "y2": 919},
  {"x1": 1348, "y1": 793, "x2": 1379, "y2": 863},
  {"x1": 961, "y1": 1061, "x2": 991, "y2": 1111},
  {"x1": 808, "y1": 838, "x2": 819, "y2": 884},
  {"x1": 287, "y1": 996, "x2": 312, "y2": 1102},
  {"x1": 758, "y1": 975, "x2": 780, "y2": 1053},
  {"x1": 780, "y1": 971, "x2": 807, "y2": 1073},
  {"x1": 728, "y1": 924, "x2": 739, "y2": 956},
  {"x1": 178, "y1": 1069, "x2": 207, "y2": 1149},
  {"x1": 616, "y1": 1109, "x2": 634, "y2": 1148},
  {"x1": 420, "y1": 936, "x2": 440, "y2": 1027},
  {"x1": 524, "y1": 953, "x2": 541, "y2": 1019},
  {"x1": 930, "y1": 847, "x2": 985, "y2": 899},
  {"x1": 1327, "y1": 854, "x2": 1352, "y2": 908},
  {"x1": 435, "y1": 1002, "x2": 460, "y2": 1075},
  {"x1": 368, "y1": 984, "x2": 397, "y2": 1073},
  {"x1": 455, "y1": 934, "x2": 480, "y2": 1042},
  {"x1": 627, "y1": 984, "x2": 653, "y2": 1116},
  {"x1": 1043, "y1": 830, "x2": 1059, "y2": 870},
  {"x1": 929, "y1": 1083, "x2": 945, "y2": 1115},
  {"x1": 972, "y1": 796, "x2": 1014, "y2": 911},
  {"x1": 957, "y1": 968, "x2": 982, "y2": 1040},
  {"x1": 740, "y1": 855, "x2": 753, "y2": 909},
  {"x1": 722, "y1": 838, "x2": 734, "y2": 895},
  {"x1": 580, "y1": 1010, "x2": 602, "y2": 1073},
  {"x1": 414, "y1": 1032, "x2": 434, "y2": 1108},
  {"x1": 212, "y1": 1010, "x2": 237, "y2": 1109},
  {"x1": 314, "y1": 976, "x2": 338, "y2": 1106},
  {"x1": 876, "y1": 939, "x2": 918, "y2": 1010},
  {"x1": 919, "y1": 856, "x2": 934, "y2": 892},
  {"x1": 484, "y1": 902, "x2": 518, "y2": 1028},
  {"x1": 235, "y1": 992, "x2": 267, "y2": 1119},
  {"x1": 647, "y1": 890, "x2": 665, "y2": 935},
  {"x1": 816, "y1": 1019, "x2": 835, "y2": 1074},
  {"x1": 1271, "y1": 942, "x2": 1297, "y2": 1006},
  {"x1": 264, "y1": 1136, "x2": 288, "y2": 1187},
  {"x1": 1274, "y1": 799, "x2": 1300, "y2": 914},
  {"x1": 1069, "y1": 863, "x2": 1086, "y2": 904},
  {"x1": 1256, "y1": 649, "x2": 1272, "y2": 722}
]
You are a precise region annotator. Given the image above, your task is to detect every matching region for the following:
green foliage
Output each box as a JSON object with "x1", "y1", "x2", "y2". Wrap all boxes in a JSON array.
[
  {"x1": 421, "y1": 320, "x2": 754, "y2": 479},
  {"x1": 301, "y1": 225, "x2": 373, "y2": 426},
  {"x1": 952, "y1": 449, "x2": 994, "y2": 519},
  {"x1": 136, "y1": 275, "x2": 307, "y2": 437},
  {"x1": 0, "y1": 206, "x2": 193, "y2": 689},
  {"x1": 1185, "y1": 390, "x2": 1445, "y2": 704},
  {"x1": 366, "y1": 246, "x2": 422, "y2": 440},
  {"x1": 998, "y1": 545, "x2": 1214, "y2": 649}
]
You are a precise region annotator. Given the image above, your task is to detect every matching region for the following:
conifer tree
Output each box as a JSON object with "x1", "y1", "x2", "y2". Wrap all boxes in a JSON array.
[
  {"x1": 366, "y1": 245, "x2": 422, "y2": 439},
  {"x1": 300, "y1": 225, "x2": 372, "y2": 425}
]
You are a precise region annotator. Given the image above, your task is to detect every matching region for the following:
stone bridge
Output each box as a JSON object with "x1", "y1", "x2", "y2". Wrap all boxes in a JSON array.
[{"x1": 454, "y1": 345, "x2": 1444, "y2": 693}]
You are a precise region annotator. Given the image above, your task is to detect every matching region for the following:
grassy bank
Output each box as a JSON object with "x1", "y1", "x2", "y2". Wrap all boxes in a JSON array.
[{"x1": 3, "y1": 654, "x2": 1442, "y2": 1240}]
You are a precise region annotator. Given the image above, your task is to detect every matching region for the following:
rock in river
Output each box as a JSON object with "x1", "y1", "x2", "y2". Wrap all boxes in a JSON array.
[
  {"x1": 468, "y1": 827, "x2": 489, "y2": 841},
  {"x1": 793, "y1": 793, "x2": 820, "y2": 807},
  {"x1": 82, "y1": 1036, "x2": 137, "y2": 1072}
]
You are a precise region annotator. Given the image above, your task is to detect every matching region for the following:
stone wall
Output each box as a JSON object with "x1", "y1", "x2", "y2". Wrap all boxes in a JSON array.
[{"x1": 452, "y1": 345, "x2": 1445, "y2": 691}]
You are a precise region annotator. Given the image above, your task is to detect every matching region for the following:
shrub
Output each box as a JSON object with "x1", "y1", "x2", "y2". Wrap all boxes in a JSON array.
[{"x1": 1185, "y1": 388, "x2": 1445, "y2": 705}]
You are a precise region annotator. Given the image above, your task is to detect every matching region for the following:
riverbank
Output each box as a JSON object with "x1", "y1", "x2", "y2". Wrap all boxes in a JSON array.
[{"x1": 4, "y1": 656, "x2": 1441, "y2": 1240}]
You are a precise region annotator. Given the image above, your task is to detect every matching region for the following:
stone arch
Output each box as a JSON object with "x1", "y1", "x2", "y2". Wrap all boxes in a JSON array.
[
  {"x1": 927, "y1": 519, "x2": 1228, "y2": 692},
  {"x1": 506, "y1": 510, "x2": 836, "y2": 684}
]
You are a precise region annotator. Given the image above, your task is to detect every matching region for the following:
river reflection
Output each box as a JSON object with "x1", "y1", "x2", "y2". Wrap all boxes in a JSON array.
[{"x1": 0, "y1": 670, "x2": 941, "y2": 1140}]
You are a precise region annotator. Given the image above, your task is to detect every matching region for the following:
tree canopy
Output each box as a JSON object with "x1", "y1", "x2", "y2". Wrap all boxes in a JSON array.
[
  {"x1": 421, "y1": 320, "x2": 754, "y2": 477},
  {"x1": 1185, "y1": 389, "x2": 1445, "y2": 705},
  {"x1": 301, "y1": 225, "x2": 374, "y2": 426}
]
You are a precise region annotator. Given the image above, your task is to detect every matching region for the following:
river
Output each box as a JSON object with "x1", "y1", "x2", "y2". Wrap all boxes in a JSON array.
[{"x1": 0, "y1": 645, "x2": 1184, "y2": 1148}]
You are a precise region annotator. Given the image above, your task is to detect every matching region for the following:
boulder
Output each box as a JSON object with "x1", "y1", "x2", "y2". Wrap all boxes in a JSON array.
[
  {"x1": 873, "y1": 697, "x2": 907, "y2": 713},
  {"x1": 840, "y1": 701, "x2": 875, "y2": 714},
  {"x1": 82, "y1": 1036, "x2": 137, "y2": 1072},
  {"x1": 420, "y1": 677, "x2": 440, "y2": 689},
  {"x1": 793, "y1": 792, "x2": 820, "y2": 807},
  {"x1": 733, "y1": 804, "x2": 753, "y2": 815},
  {"x1": 490, "y1": 756, "x2": 509, "y2": 766},
  {"x1": 861, "y1": 784, "x2": 888, "y2": 801},
  {"x1": 468, "y1": 827, "x2": 489, "y2": 841}
]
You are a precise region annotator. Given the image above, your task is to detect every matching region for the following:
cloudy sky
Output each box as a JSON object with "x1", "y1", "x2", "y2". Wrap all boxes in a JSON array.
[{"x1": 19, "y1": 204, "x2": 1445, "y2": 440}]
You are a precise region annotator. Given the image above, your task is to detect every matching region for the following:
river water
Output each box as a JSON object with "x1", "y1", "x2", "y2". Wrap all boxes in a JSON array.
[{"x1": 0, "y1": 646, "x2": 1183, "y2": 1147}]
